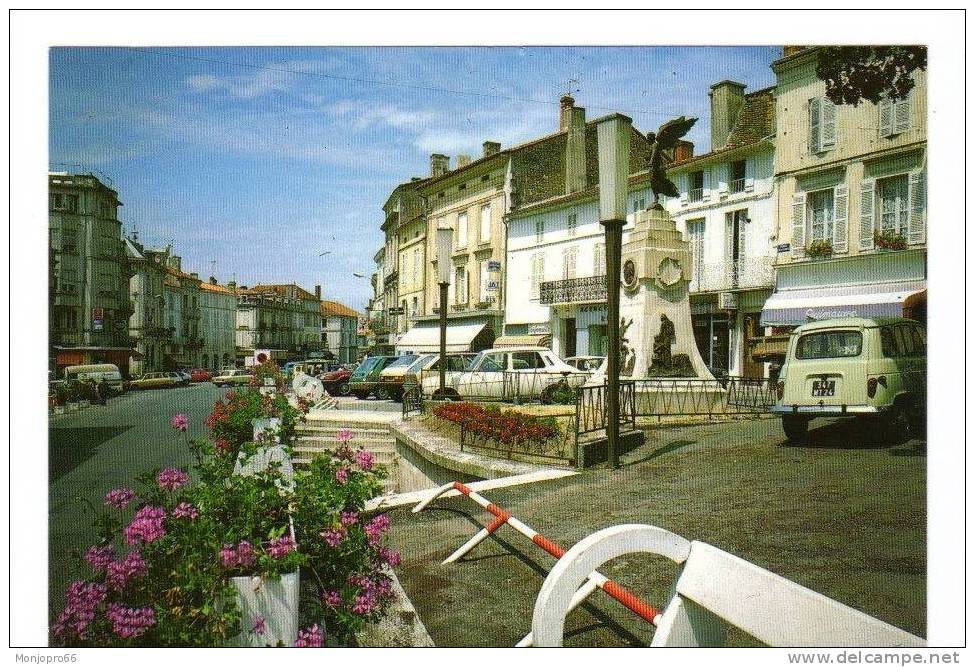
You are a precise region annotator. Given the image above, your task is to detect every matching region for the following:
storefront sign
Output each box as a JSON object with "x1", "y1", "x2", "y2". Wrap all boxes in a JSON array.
[
  {"x1": 776, "y1": 243, "x2": 791, "y2": 253},
  {"x1": 805, "y1": 308, "x2": 858, "y2": 320},
  {"x1": 528, "y1": 323, "x2": 551, "y2": 335}
]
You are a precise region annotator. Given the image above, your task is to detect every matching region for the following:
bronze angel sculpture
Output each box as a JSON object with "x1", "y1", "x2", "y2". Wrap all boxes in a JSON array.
[{"x1": 645, "y1": 116, "x2": 697, "y2": 203}]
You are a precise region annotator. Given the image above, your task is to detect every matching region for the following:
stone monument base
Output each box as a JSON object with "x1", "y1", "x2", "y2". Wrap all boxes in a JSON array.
[{"x1": 631, "y1": 379, "x2": 729, "y2": 416}]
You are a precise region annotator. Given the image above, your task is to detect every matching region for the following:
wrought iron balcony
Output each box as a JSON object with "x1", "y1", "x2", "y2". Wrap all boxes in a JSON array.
[
  {"x1": 540, "y1": 275, "x2": 608, "y2": 305},
  {"x1": 729, "y1": 178, "x2": 746, "y2": 194},
  {"x1": 688, "y1": 257, "x2": 774, "y2": 293}
]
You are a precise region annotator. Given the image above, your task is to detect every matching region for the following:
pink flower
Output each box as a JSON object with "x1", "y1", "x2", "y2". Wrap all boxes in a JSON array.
[
  {"x1": 124, "y1": 506, "x2": 167, "y2": 545},
  {"x1": 84, "y1": 544, "x2": 116, "y2": 571},
  {"x1": 105, "y1": 603, "x2": 156, "y2": 638},
  {"x1": 266, "y1": 535, "x2": 296, "y2": 559},
  {"x1": 294, "y1": 623, "x2": 324, "y2": 647},
  {"x1": 105, "y1": 551, "x2": 148, "y2": 590},
  {"x1": 320, "y1": 527, "x2": 346, "y2": 548},
  {"x1": 321, "y1": 590, "x2": 342, "y2": 608},
  {"x1": 52, "y1": 581, "x2": 107, "y2": 640},
  {"x1": 355, "y1": 450, "x2": 375, "y2": 472},
  {"x1": 335, "y1": 467, "x2": 349, "y2": 485},
  {"x1": 170, "y1": 413, "x2": 189, "y2": 432},
  {"x1": 104, "y1": 487, "x2": 135, "y2": 510},
  {"x1": 251, "y1": 614, "x2": 266, "y2": 635},
  {"x1": 237, "y1": 541, "x2": 256, "y2": 568},
  {"x1": 364, "y1": 514, "x2": 391, "y2": 547},
  {"x1": 219, "y1": 544, "x2": 238, "y2": 568},
  {"x1": 379, "y1": 547, "x2": 402, "y2": 567},
  {"x1": 214, "y1": 438, "x2": 231, "y2": 454},
  {"x1": 336, "y1": 428, "x2": 354, "y2": 443},
  {"x1": 340, "y1": 511, "x2": 359, "y2": 526},
  {"x1": 171, "y1": 502, "x2": 199, "y2": 519},
  {"x1": 156, "y1": 467, "x2": 189, "y2": 491}
]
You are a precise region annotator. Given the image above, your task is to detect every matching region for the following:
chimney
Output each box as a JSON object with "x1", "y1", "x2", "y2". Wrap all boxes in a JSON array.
[
  {"x1": 189, "y1": 272, "x2": 199, "y2": 280},
  {"x1": 315, "y1": 285, "x2": 322, "y2": 300},
  {"x1": 482, "y1": 141, "x2": 501, "y2": 157},
  {"x1": 673, "y1": 140, "x2": 694, "y2": 163},
  {"x1": 709, "y1": 80, "x2": 746, "y2": 151},
  {"x1": 782, "y1": 45, "x2": 806, "y2": 58},
  {"x1": 227, "y1": 280, "x2": 236, "y2": 289},
  {"x1": 168, "y1": 255, "x2": 182, "y2": 272},
  {"x1": 564, "y1": 104, "x2": 587, "y2": 194},
  {"x1": 430, "y1": 153, "x2": 450, "y2": 177},
  {"x1": 456, "y1": 154, "x2": 472, "y2": 169},
  {"x1": 559, "y1": 95, "x2": 576, "y2": 132}
]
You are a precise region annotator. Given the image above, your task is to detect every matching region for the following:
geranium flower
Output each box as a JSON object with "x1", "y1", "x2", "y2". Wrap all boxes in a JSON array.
[
  {"x1": 251, "y1": 614, "x2": 266, "y2": 635},
  {"x1": 294, "y1": 624, "x2": 324, "y2": 647},
  {"x1": 336, "y1": 428, "x2": 354, "y2": 443},
  {"x1": 84, "y1": 544, "x2": 116, "y2": 571},
  {"x1": 171, "y1": 502, "x2": 199, "y2": 519},
  {"x1": 170, "y1": 413, "x2": 189, "y2": 432},
  {"x1": 340, "y1": 511, "x2": 359, "y2": 526},
  {"x1": 321, "y1": 590, "x2": 342, "y2": 608},
  {"x1": 104, "y1": 487, "x2": 135, "y2": 510},
  {"x1": 156, "y1": 467, "x2": 189, "y2": 491},
  {"x1": 105, "y1": 603, "x2": 156, "y2": 638},
  {"x1": 335, "y1": 467, "x2": 349, "y2": 485},
  {"x1": 52, "y1": 581, "x2": 107, "y2": 640},
  {"x1": 105, "y1": 550, "x2": 148, "y2": 590},
  {"x1": 320, "y1": 527, "x2": 346, "y2": 548},
  {"x1": 354, "y1": 450, "x2": 375, "y2": 472},
  {"x1": 124, "y1": 506, "x2": 167, "y2": 545},
  {"x1": 266, "y1": 535, "x2": 296, "y2": 559}
]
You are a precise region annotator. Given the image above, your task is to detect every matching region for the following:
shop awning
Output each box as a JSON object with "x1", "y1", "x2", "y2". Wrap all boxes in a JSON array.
[
  {"x1": 493, "y1": 334, "x2": 552, "y2": 348},
  {"x1": 394, "y1": 322, "x2": 488, "y2": 353},
  {"x1": 760, "y1": 281, "x2": 926, "y2": 327}
]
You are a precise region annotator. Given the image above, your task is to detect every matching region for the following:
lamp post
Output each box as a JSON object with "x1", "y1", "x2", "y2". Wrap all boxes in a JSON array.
[
  {"x1": 436, "y1": 223, "x2": 454, "y2": 398},
  {"x1": 596, "y1": 114, "x2": 632, "y2": 469}
]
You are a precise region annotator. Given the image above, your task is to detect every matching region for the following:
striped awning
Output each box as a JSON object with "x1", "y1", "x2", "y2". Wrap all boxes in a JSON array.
[
  {"x1": 760, "y1": 281, "x2": 926, "y2": 327},
  {"x1": 492, "y1": 334, "x2": 552, "y2": 348}
]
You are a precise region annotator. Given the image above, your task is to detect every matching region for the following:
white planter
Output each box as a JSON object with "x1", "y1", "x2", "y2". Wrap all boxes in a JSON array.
[
  {"x1": 229, "y1": 570, "x2": 300, "y2": 647},
  {"x1": 253, "y1": 417, "x2": 282, "y2": 444}
]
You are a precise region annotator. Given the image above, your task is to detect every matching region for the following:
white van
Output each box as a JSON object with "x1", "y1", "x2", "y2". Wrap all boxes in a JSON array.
[{"x1": 63, "y1": 364, "x2": 125, "y2": 394}]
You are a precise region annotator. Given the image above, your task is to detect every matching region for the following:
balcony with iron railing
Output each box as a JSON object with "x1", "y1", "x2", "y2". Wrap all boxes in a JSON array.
[
  {"x1": 687, "y1": 187, "x2": 704, "y2": 202},
  {"x1": 540, "y1": 275, "x2": 608, "y2": 305},
  {"x1": 688, "y1": 257, "x2": 775, "y2": 293},
  {"x1": 728, "y1": 178, "x2": 746, "y2": 194}
]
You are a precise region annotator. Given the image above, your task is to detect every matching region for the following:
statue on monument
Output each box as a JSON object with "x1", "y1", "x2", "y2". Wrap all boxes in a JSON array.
[
  {"x1": 648, "y1": 313, "x2": 695, "y2": 377},
  {"x1": 619, "y1": 316, "x2": 636, "y2": 376},
  {"x1": 645, "y1": 116, "x2": 697, "y2": 204}
]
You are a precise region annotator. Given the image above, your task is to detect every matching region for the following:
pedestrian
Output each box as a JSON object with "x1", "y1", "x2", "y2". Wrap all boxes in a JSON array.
[{"x1": 97, "y1": 378, "x2": 110, "y2": 405}]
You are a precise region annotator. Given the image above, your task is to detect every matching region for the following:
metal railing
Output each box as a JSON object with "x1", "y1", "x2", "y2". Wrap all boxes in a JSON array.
[
  {"x1": 687, "y1": 187, "x2": 704, "y2": 202},
  {"x1": 574, "y1": 380, "x2": 637, "y2": 438},
  {"x1": 688, "y1": 257, "x2": 774, "y2": 293},
  {"x1": 540, "y1": 275, "x2": 608, "y2": 305},
  {"x1": 729, "y1": 178, "x2": 746, "y2": 194},
  {"x1": 402, "y1": 384, "x2": 424, "y2": 418}
]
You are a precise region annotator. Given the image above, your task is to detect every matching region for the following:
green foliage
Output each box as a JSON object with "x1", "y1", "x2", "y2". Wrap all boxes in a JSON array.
[
  {"x1": 816, "y1": 46, "x2": 927, "y2": 106},
  {"x1": 874, "y1": 229, "x2": 907, "y2": 250}
]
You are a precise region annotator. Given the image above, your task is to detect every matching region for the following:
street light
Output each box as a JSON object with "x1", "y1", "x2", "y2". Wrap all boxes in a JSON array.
[
  {"x1": 597, "y1": 113, "x2": 632, "y2": 469},
  {"x1": 436, "y1": 222, "x2": 454, "y2": 398}
]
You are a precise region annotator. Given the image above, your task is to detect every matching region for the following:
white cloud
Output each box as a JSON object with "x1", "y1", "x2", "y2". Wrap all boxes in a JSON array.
[{"x1": 183, "y1": 60, "x2": 326, "y2": 99}]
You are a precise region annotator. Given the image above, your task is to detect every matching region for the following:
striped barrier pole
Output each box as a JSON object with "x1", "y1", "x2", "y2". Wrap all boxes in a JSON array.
[{"x1": 413, "y1": 481, "x2": 662, "y2": 645}]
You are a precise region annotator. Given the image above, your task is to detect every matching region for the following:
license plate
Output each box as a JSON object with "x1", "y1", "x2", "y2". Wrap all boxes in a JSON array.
[{"x1": 811, "y1": 380, "x2": 835, "y2": 397}]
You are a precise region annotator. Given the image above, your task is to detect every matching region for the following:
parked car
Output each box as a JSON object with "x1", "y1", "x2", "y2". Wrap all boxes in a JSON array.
[
  {"x1": 63, "y1": 363, "x2": 125, "y2": 395},
  {"x1": 772, "y1": 317, "x2": 926, "y2": 442},
  {"x1": 346, "y1": 355, "x2": 399, "y2": 399},
  {"x1": 189, "y1": 368, "x2": 213, "y2": 383},
  {"x1": 422, "y1": 347, "x2": 588, "y2": 402},
  {"x1": 170, "y1": 371, "x2": 191, "y2": 387},
  {"x1": 373, "y1": 354, "x2": 421, "y2": 401},
  {"x1": 565, "y1": 356, "x2": 606, "y2": 373},
  {"x1": 127, "y1": 372, "x2": 180, "y2": 390},
  {"x1": 211, "y1": 369, "x2": 254, "y2": 387},
  {"x1": 319, "y1": 366, "x2": 353, "y2": 397},
  {"x1": 403, "y1": 353, "x2": 476, "y2": 397}
]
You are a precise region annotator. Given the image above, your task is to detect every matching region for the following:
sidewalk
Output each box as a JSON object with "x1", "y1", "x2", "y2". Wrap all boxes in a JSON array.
[{"x1": 384, "y1": 417, "x2": 926, "y2": 647}]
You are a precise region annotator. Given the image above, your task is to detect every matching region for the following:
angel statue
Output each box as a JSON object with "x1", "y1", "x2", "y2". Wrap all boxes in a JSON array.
[{"x1": 645, "y1": 116, "x2": 697, "y2": 204}]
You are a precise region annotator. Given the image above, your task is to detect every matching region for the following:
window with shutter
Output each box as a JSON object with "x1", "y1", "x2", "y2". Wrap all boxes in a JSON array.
[
  {"x1": 832, "y1": 185, "x2": 849, "y2": 253},
  {"x1": 562, "y1": 246, "x2": 578, "y2": 279},
  {"x1": 808, "y1": 97, "x2": 821, "y2": 153},
  {"x1": 894, "y1": 97, "x2": 911, "y2": 134},
  {"x1": 877, "y1": 175, "x2": 909, "y2": 236},
  {"x1": 879, "y1": 98, "x2": 894, "y2": 137},
  {"x1": 480, "y1": 204, "x2": 491, "y2": 243},
  {"x1": 807, "y1": 189, "x2": 835, "y2": 242},
  {"x1": 702, "y1": 169, "x2": 712, "y2": 202},
  {"x1": 820, "y1": 99, "x2": 836, "y2": 149},
  {"x1": 678, "y1": 173, "x2": 688, "y2": 205},
  {"x1": 859, "y1": 180, "x2": 876, "y2": 250},
  {"x1": 530, "y1": 253, "x2": 545, "y2": 300},
  {"x1": 908, "y1": 170, "x2": 926, "y2": 245},
  {"x1": 791, "y1": 193, "x2": 806, "y2": 257},
  {"x1": 457, "y1": 213, "x2": 468, "y2": 248},
  {"x1": 593, "y1": 243, "x2": 605, "y2": 276}
]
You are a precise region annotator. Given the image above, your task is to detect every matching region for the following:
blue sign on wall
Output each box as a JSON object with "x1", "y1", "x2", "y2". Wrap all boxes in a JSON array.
[{"x1": 776, "y1": 243, "x2": 791, "y2": 253}]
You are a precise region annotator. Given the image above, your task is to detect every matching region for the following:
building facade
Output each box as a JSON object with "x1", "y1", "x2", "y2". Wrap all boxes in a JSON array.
[
  {"x1": 161, "y1": 257, "x2": 203, "y2": 370},
  {"x1": 199, "y1": 279, "x2": 237, "y2": 370},
  {"x1": 762, "y1": 47, "x2": 926, "y2": 339},
  {"x1": 666, "y1": 82, "x2": 778, "y2": 377},
  {"x1": 234, "y1": 283, "x2": 322, "y2": 362},
  {"x1": 49, "y1": 172, "x2": 134, "y2": 374},
  {"x1": 320, "y1": 300, "x2": 362, "y2": 365},
  {"x1": 125, "y1": 238, "x2": 169, "y2": 375}
]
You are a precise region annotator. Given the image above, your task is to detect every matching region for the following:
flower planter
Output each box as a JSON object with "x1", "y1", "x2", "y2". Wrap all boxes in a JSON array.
[{"x1": 229, "y1": 570, "x2": 300, "y2": 647}]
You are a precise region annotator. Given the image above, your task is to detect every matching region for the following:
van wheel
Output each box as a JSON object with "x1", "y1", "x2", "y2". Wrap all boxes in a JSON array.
[
  {"x1": 880, "y1": 402, "x2": 912, "y2": 444},
  {"x1": 782, "y1": 416, "x2": 809, "y2": 443}
]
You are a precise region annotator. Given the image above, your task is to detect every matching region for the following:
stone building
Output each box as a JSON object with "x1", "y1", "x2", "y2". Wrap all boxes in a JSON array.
[
  {"x1": 161, "y1": 256, "x2": 203, "y2": 370},
  {"x1": 320, "y1": 300, "x2": 362, "y2": 365},
  {"x1": 125, "y1": 238, "x2": 169, "y2": 375},
  {"x1": 665, "y1": 81, "x2": 778, "y2": 377},
  {"x1": 198, "y1": 278, "x2": 237, "y2": 370},
  {"x1": 762, "y1": 47, "x2": 926, "y2": 339},
  {"x1": 234, "y1": 283, "x2": 321, "y2": 363},
  {"x1": 49, "y1": 172, "x2": 134, "y2": 374}
]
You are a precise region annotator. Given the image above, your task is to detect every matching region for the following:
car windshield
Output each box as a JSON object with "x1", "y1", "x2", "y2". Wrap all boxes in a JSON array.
[
  {"x1": 386, "y1": 355, "x2": 419, "y2": 369},
  {"x1": 406, "y1": 355, "x2": 436, "y2": 373},
  {"x1": 795, "y1": 330, "x2": 863, "y2": 359}
]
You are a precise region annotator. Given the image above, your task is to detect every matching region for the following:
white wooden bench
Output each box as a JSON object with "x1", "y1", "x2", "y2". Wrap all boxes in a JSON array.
[{"x1": 531, "y1": 524, "x2": 925, "y2": 647}]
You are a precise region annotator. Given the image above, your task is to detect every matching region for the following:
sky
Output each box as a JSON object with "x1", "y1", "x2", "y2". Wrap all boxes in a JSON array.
[{"x1": 49, "y1": 46, "x2": 780, "y2": 311}]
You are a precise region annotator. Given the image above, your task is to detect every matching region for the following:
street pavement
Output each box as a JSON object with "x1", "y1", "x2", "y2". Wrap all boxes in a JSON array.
[{"x1": 48, "y1": 383, "x2": 227, "y2": 615}]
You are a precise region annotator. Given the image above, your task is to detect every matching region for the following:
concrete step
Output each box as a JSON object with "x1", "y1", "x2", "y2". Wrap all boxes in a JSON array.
[
  {"x1": 295, "y1": 435, "x2": 395, "y2": 449},
  {"x1": 296, "y1": 424, "x2": 392, "y2": 437}
]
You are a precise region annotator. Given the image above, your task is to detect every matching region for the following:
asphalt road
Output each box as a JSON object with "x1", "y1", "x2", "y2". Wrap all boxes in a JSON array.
[{"x1": 48, "y1": 383, "x2": 228, "y2": 615}]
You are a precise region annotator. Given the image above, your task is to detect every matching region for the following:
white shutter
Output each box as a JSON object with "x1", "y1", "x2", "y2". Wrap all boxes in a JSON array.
[
  {"x1": 832, "y1": 185, "x2": 849, "y2": 254},
  {"x1": 809, "y1": 98, "x2": 821, "y2": 153},
  {"x1": 744, "y1": 157, "x2": 755, "y2": 192},
  {"x1": 894, "y1": 98, "x2": 911, "y2": 134},
  {"x1": 480, "y1": 204, "x2": 491, "y2": 243},
  {"x1": 859, "y1": 180, "x2": 876, "y2": 250},
  {"x1": 821, "y1": 99, "x2": 836, "y2": 149},
  {"x1": 479, "y1": 261, "x2": 488, "y2": 302},
  {"x1": 791, "y1": 193, "x2": 806, "y2": 258},
  {"x1": 908, "y1": 170, "x2": 926, "y2": 245},
  {"x1": 678, "y1": 173, "x2": 688, "y2": 205},
  {"x1": 702, "y1": 169, "x2": 712, "y2": 202},
  {"x1": 593, "y1": 243, "x2": 605, "y2": 276},
  {"x1": 879, "y1": 98, "x2": 894, "y2": 138}
]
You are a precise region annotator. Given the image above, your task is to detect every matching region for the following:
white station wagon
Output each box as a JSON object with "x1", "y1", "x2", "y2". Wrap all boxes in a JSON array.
[
  {"x1": 773, "y1": 317, "x2": 926, "y2": 442},
  {"x1": 421, "y1": 347, "x2": 589, "y2": 402}
]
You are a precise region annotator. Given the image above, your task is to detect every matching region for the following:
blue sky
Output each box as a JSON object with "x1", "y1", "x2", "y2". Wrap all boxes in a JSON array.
[{"x1": 49, "y1": 46, "x2": 779, "y2": 310}]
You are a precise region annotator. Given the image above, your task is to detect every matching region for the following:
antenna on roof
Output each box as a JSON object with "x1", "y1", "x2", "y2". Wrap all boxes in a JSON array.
[
  {"x1": 565, "y1": 78, "x2": 580, "y2": 97},
  {"x1": 132, "y1": 225, "x2": 139, "y2": 242}
]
